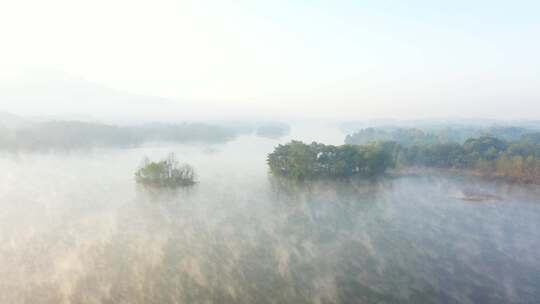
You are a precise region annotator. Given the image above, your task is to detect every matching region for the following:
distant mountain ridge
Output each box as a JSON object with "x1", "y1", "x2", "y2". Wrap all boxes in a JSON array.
[{"x1": 0, "y1": 71, "x2": 195, "y2": 123}]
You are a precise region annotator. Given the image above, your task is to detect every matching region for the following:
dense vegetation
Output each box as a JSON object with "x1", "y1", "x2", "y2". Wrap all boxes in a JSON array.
[
  {"x1": 344, "y1": 126, "x2": 540, "y2": 184},
  {"x1": 273, "y1": 128, "x2": 540, "y2": 183},
  {"x1": 345, "y1": 126, "x2": 537, "y2": 147},
  {"x1": 135, "y1": 153, "x2": 196, "y2": 187},
  {"x1": 267, "y1": 141, "x2": 396, "y2": 180},
  {"x1": 397, "y1": 136, "x2": 540, "y2": 183}
]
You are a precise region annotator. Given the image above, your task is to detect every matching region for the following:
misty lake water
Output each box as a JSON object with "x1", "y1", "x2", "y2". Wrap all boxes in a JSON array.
[{"x1": 1, "y1": 125, "x2": 539, "y2": 304}]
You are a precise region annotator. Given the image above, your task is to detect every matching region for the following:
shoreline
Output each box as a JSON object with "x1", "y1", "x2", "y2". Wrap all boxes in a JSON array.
[{"x1": 389, "y1": 166, "x2": 540, "y2": 186}]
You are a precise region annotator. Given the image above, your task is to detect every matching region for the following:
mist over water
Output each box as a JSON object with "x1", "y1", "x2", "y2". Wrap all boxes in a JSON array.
[{"x1": 1, "y1": 125, "x2": 540, "y2": 304}]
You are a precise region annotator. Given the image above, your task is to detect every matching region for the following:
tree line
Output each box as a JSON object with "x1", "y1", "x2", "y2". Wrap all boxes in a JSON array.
[
  {"x1": 343, "y1": 126, "x2": 540, "y2": 183},
  {"x1": 270, "y1": 130, "x2": 540, "y2": 184},
  {"x1": 0, "y1": 121, "x2": 237, "y2": 150},
  {"x1": 345, "y1": 126, "x2": 537, "y2": 147},
  {"x1": 0, "y1": 120, "x2": 293, "y2": 151},
  {"x1": 398, "y1": 135, "x2": 540, "y2": 183}
]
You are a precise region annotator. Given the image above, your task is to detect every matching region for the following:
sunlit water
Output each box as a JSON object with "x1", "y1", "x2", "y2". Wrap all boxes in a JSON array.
[{"x1": 1, "y1": 125, "x2": 539, "y2": 304}]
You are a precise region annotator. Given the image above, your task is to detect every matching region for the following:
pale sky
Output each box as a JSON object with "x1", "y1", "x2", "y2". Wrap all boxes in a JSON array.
[{"x1": 0, "y1": 0, "x2": 539, "y2": 119}]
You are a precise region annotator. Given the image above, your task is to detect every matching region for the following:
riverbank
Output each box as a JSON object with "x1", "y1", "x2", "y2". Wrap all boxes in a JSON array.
[{"x1": 389, "y1": 166, "x2": 540, "y2": 185}]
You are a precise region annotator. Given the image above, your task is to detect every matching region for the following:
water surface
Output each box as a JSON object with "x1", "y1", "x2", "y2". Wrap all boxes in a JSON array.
[{"x1": 1, "y1": 129, "x2": 539, "y2": 304}]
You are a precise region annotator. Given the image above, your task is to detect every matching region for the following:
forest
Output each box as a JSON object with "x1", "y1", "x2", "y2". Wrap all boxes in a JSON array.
[
  {"x1": 268, "y1": 127, "x2": 540, "y2": 184},
  {"x1": 346, "y1": 127, "x2": 540, "y2": 184},
  {"x1": 398, "y1": 136, "x2": 540, "y2": 183}
]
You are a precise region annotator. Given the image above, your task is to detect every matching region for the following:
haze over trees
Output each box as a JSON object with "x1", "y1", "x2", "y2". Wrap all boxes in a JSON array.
[
  {"x1": 255, "y1": 123, "x2": 291, "y2": 139},
  {"x1": 344, "y1": 126, "x2": 540, "y2": 184},
  {"x1": 135, "y1": 153, "x2": 196, "y2": 187},
  {"x1": 0, "y1": 116, "x2": 291, "y2": 151},
  {"x1": 397, "y1": 136, "x2": 540, "y2": 184},
  {"x1": 0, "y1": 121, "x2": 237, "y2": 150},
  {"x1": 345, "y1": 126, "x2": 538, "y2": 147}
]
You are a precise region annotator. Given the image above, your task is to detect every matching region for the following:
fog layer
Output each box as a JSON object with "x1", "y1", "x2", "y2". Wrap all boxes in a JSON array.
[{"x1": 1, "y1": 128, "x2": 539, "y2": 303}]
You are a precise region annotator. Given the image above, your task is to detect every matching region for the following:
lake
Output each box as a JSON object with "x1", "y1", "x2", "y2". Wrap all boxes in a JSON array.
[{"x1": 1, "y1": 124, "x2": 539, "y2": 304}]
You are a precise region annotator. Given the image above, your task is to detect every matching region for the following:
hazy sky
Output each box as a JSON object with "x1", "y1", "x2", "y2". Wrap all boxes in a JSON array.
[{"x1": 1, "y1": 0, "x2": 539, "y2": 119}]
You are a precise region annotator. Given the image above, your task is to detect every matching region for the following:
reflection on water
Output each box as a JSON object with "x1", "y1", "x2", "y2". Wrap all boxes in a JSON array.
[{"x1": 0, "y1": 135, "x2": 539, "y2": 303}]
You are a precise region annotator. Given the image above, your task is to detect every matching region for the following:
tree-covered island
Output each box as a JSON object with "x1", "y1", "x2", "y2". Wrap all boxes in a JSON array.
[
  {"x1": 135, "y1": 153, "x2": 196, "y2": 187},
  {"x1": 267, "y1": 141, "x2": 396, "y2": 180}
]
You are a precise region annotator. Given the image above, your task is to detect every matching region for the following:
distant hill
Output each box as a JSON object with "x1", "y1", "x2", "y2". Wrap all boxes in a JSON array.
[{"x1": 0, "y1": 70, "x2": 191, "y2": 123}]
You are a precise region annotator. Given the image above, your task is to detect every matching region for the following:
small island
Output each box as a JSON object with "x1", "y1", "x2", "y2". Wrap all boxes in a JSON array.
[{"x1": 135, "y1": 153, "x2": 196, "y2": 187}]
